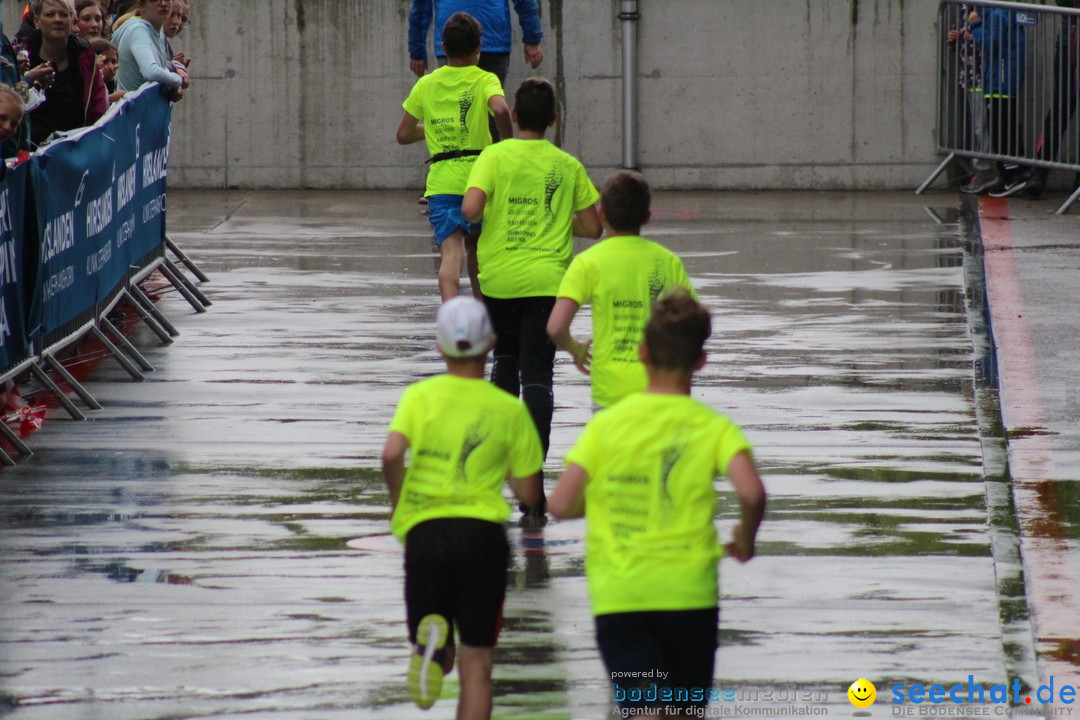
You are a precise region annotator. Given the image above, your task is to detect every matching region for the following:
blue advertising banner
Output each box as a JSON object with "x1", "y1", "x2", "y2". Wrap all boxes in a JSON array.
[
  {"x1": 0, "y1": 162, "x2": 29, "y2": 371},
  {"x1": 115, "y1": 85, "x2": 172, "y2": 268},
  {"x1": 27, "y1": 84, "x2": 172, "y2": 341}
]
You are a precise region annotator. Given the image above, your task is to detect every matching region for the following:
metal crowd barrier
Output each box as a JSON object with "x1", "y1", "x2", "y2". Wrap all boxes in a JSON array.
[
  {"x1": 0, "y1": 85, "x2": 210, "y2": 466},
  {"x1": 917, "y1": 0, "x2": 1080, "y2": 215}
]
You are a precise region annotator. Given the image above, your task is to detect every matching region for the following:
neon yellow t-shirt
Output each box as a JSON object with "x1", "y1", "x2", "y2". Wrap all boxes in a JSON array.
[
  {"x1": 557, "y1": 235, "x2": 694, "y2": 408},
  {"x1": 402, "y1": 65, "x2": 504, "y2": 197},
  {"x1": 466, "y1": 138, "x2": 600, "y2": 298},
  {"x1": 565, "y1": 392, "x2": 752, "y2": 615},
  {"x1": 388, "y1": 374, "x2": 543, "y2": 540}
]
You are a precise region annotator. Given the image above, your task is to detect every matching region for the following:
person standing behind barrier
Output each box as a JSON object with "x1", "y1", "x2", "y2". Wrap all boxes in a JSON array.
[
  {"x1": 24, "y1": 0, "x2": 108, "y2": 147},
  {"x1": 462, "y1": 78, "x2": 602, "y2": 522},
  {"x1": 111, "y1": 0, "x2": 187, "y2": 100},
  {"x1": 548, "y1": 290, "x2": 767, "y2": 718},
  {"x1": 547, "y1": 170, "x2": 695, "y2": 412},
  {"x1": 89, "y1": 36, "x2": 124, "y2": 103},
  {"x1": 397, "y1": 12, "x2": 512, "y2": 302},
  {"x1": 1008, "y1": 0, "x2": 1080, "y2": 199},
  {"x1": 949, "y1": 4, "x2": 997, "y2": 195},
  {"x1": 74, "y1": 0, "x2": 103, "y2": 38},
  {"x1": 408, "y1": 0, "x2": 543, "y2": 141},
  {"x1": 968, "y1": 6, "x2": 1027, "y2": 195}
]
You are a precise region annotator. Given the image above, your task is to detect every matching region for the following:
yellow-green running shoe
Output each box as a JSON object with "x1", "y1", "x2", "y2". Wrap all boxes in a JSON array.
[{"x1": 408, "y1": 614, "x2": 448, "y2": 709}]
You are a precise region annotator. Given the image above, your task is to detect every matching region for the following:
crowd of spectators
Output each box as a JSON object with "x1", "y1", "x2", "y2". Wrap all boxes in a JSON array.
[{"x1": 0, "y1": 0, "x2": 192, "y2": 160}]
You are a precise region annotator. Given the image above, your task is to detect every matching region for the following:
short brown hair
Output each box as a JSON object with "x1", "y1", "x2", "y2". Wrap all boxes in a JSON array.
[
  {"x1": 644, "y1": 289, "x2": 711, "y2": 373},
  {"x1": 442, "y1": 12, "x2": 482, "y2": 59},
  {"x1": 514, "y1": 77, "x2": 556, "y2": 133},
  {"x1": 601, "y1": 170, "x2": 651, "y2": 233}
]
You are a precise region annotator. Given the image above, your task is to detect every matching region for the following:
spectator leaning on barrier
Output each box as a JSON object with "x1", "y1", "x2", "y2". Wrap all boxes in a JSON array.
[
  {"x1": 24, "y1": 0, "x2": 108, "y2": 148},
  {"x1": 111, "y1": 0, "x2": 187, "y2": 100},
  {"x1": 409, "y1": 0, "x2": 543, "y2": 141},
  {"x1": 969, "y1": 6, "x2": 1028, "y2": 195}
]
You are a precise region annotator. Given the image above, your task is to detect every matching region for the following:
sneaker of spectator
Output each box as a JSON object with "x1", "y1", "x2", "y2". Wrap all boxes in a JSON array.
[
  {"x1": 960, "y1": 175, "x2": 1001, "y2": 195},
  {"x1": 989, "y1": 175, "x2": 1032, "y2": 198}
]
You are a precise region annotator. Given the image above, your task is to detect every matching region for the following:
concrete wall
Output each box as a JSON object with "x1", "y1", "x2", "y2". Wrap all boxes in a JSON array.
[{"x1": 4, "y1": 1, "x2": 941, "y2": 190}]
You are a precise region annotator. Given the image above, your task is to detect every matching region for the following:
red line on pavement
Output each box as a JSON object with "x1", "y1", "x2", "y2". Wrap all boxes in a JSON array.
[{"x1": 979, "y1": 196, "x2": 1080, "y2": 696}]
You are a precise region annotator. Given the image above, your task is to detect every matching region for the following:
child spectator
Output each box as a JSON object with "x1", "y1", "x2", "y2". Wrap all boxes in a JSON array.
[
  {"x1": 462, "y1": 76, "x2": 602, "y2": 516},
  {"x1": 549, "y1": 289, "x2": 766, "y2": 718},
  {"x1": 397, "y1": 12, "x2": 511, "y2": 302},
  {"x1": 164, "y1": 0, "x2": 191, "y2": 69},
  {"x1": 24, "y1": 0, "x2": 108, "y2": 147},
  {"x1": 111, "y1": 0, "x2": 187, "y2": 100},
  {"x1": 0, "y1": 83, "x2": 26, "y2": 147},
  {"x1": 547, "y1": 170, "x2": 694, "y2": 411},
  {"x1": 381, "y1": 296, "x2": 543, "y2": 718},
  {"x1": 74, "y1": 0, "x2": 104, "y2": 38},
  {"x1": 89, "y1": 36, "x2": 124, "y2": 103}
]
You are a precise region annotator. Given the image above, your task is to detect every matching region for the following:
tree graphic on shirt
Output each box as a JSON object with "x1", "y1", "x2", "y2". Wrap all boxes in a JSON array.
[
  {"x1": 458, "y1": 90, "x2": 475, "y2": 140},
  {"x1": 544, "y1": 164, "x2": 563, "y2": 225},
  {"x1": 457, "y1": 420, "x2": 488, "y2": 484}
]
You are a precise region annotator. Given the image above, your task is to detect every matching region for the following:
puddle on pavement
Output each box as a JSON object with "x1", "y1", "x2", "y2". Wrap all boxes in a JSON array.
[{"x1": 0, "y1": 191, "x2": 1038, "y2": 718}]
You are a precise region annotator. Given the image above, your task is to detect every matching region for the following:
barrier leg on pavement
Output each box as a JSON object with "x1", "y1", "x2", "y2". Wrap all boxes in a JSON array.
[
  {"x1": 166, "y1": 236, "x2": 210, "y2": 283},
  {"x1": 1055, "y1": 185, "x2": 1080, "y2": 216},
  {"x1": 122, "y1": 289, "x2": 174, "y2": 344},
  {"x1": 30, "y1": 361, "x2": 89, "y2": 419},
  {"x1": 90, "y1": 326, "x2": 145, "y2": 381},
  {"x1": 163, "y1": 258, "x2": 211, "y2": 307},
  {"x1": 128, "y1": 286, "x2": 181, "y2": 337},
  {"x1": 0, "y1": 422, "x2": 33, "y2": 459},
  {"x1": 101, "y1": 318, "x2": 155, "y2": 372},
  {"x1": 158, "y1": 262, "x2": 206, "y2": 313},
  {"x1": 916, "y1": 152, "x2": 958, "y2": 195}
]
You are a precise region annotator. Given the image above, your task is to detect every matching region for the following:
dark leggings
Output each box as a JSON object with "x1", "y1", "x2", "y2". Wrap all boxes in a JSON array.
[{"x1": 482, "y1": 295, "x2": 556, "y2": 460}]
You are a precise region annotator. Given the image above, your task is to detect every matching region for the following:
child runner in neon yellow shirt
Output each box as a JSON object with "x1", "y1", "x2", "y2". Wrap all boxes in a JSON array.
[
  {"x1": 461, "y1": 78, "x2": 602, "y2": 522},
  {"x1": 396, "y1": 12, "x2": 512, "y2": 301},
  {"x1": 381, "y1": 296, "x2": 543, "y2": 717},
  {"x1": 547, "y1": 170, "x2": 694, "y2": 410},
  {"x1": 549, "y1": 290, "x2": 766, "y2": 717}
]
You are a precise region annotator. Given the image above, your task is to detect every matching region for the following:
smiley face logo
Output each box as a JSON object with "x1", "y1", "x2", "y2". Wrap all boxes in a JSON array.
[{"x1": 847, "y1": 678, "x2": 876, "y2": 708}]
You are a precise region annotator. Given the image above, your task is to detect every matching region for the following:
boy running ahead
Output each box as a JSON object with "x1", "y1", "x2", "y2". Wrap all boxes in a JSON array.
[
  {"x1": 547, "y1": 169, "x2": 694, "y2": 410},
  {"x1": 462, "y1": 77, "x2": 601, "y2": 513},
  {"x1": 381, "y1": 297, "x2": 543, "y2": 718},
  {"x1": 549, "y1": 290, "x2": 766, "y2": 717},
  {"x1": 396, "y1": 12, "x2": 513, "y2": 301}
]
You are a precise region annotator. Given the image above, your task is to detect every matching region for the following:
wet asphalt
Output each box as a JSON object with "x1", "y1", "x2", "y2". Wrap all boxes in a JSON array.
[{"x1": 0, "y1": 189, "x2": 1076, "y2": 719}]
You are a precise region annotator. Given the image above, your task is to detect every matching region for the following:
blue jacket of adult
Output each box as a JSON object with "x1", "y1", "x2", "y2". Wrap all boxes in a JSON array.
[
  {"x1": 408, "y1": 0, "x2": 543, "y2": 61},
  {"x1": 972, "y1": 9, "x2": 1026, "y2": 98}
]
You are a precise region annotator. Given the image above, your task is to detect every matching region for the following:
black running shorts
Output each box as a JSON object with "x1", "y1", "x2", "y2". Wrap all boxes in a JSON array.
[{"x1": 404, "y1": 518, "x2": 510, "y2": 648}]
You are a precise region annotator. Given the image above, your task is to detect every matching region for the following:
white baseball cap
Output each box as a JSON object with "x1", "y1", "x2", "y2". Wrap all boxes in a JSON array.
[{"x1": 436, "y1": 297, "x2": 494, "y2": 358}]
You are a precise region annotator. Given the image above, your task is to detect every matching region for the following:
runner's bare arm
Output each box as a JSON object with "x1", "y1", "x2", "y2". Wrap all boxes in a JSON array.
[
  {"x1": 724, "y1": 450, "x2": 766, "y2": 563},
  {"x1": 549, "y1": 463, "x2": 588, "y2": 519},
  {"x1": 396, "y1": 111, "x2": 424, "y2": 145},
  {"x1": 381, "y1": 432, "x2": 409, "y2": 510},
  {"x1": 573, "y1": 205, "x2": 602, "y2": 239},
  {"x1": 547, "y1": 298, "x2": 591, "y2": 375},
  {"x1": 509, "y1": 471, "x2": 542, "y2": 508},
  {"x1": 488, "y1": 95, "x2": 513, "y2": 141},
  {"x1": 462, "y1": 188, "x2": 487, "y2": 223}
]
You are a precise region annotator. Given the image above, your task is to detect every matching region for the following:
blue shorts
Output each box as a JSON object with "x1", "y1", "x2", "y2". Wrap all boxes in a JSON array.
[{"x1": 427, "y1": 194, "x2": 479, "y2": 247}]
